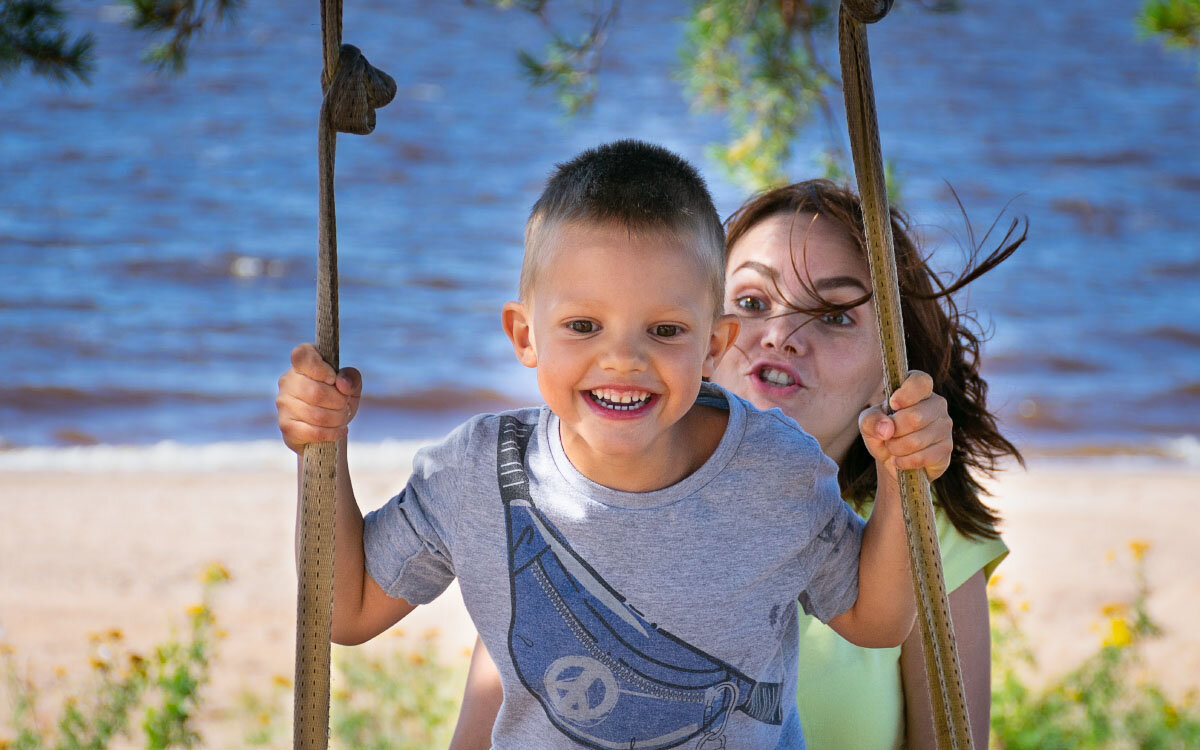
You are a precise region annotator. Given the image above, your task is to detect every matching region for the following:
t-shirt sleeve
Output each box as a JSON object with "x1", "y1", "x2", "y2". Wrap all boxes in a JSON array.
[
  {"x1": 936, "y1": 507, "x2": 1008, "y2": 592},
  {"x1": 796, "y1": 453, "x2": 866, "y2": 624},
  {"x1": 362, "y1": 417, "x2": 486, "y2": 606}
]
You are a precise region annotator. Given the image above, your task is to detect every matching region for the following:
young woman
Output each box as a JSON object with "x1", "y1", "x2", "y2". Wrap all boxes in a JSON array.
[{"x1": 449, "y1": 179, "x2": 1024, "y2": 749}]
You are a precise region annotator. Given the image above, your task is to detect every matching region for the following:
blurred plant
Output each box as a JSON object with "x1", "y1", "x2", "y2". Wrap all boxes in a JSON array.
[
  {"x1": 330, "y1": 629, "x2": 465, "y2": 750},
  {"x1": 989, "y1": 541, "x2": 1200, "y2": 748},
  {"x1": 1140, "y1": 0, "x2": 1200, "y2": 72},
  {"x1": 234, "y1": 628, "x2": 466, "y2": 749},
  {"x1": 0, "y1": 0, "x2": 239, "y2": 82},
  {"x1": 0, "y1": 0, "x2": 94, "y2": 83},
  {"x1": 484, "y1": 0, "x2": 935, "y2": 191},
  {"x1": 1, "y1": 562, "x2": 230, "y2": 749}
]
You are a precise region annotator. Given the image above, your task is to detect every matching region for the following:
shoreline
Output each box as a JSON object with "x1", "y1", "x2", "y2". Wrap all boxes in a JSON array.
[{"x1": 2, "y1": 459, "x2": 1198, "y2": 743}]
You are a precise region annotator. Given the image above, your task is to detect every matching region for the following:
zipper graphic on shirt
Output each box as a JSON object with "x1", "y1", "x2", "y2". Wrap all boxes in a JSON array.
[{"x1": 497, "y1": 416, "x2": 782, "y2": 750}]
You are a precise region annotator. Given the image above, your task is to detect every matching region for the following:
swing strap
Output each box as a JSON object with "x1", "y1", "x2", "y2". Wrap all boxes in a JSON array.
[
  {"x1": 295, "y1": 1, "x2": 396, "y2": 747},
  {"x1": 837, "y1": 3, "x2": 973, "y2": 748}
]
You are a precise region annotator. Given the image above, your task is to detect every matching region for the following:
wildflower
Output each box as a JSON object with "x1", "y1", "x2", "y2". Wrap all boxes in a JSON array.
[
  {"x1": 1101, "y1": 616, "x2": 1132, "y2": 648},
  {"x1": 1100, "y1": 601, "x2": 1129, "y2": 618},
  {"x1": 186, "y1": 603, "x2": 206, "y2": 617},
  {"x1": 988, "y1": 573, "x2": 1003, "y2": 589},
  {"x1": 423, "y1": 627, "x2": 442, "y2": 640},
  {"x1": 273, "y1": 674, "x2": 293, "y2": 689},
  {"x1": 409, "y1": 652, "x2": 427, "y2": 666},
  {"x1": 54, "y1": 665, "x2": 67, "y2": 679},
  {"x1": 202, "y1": 562, "x2": 233, "y2": 584},
  {"x1": 107, "y1": 628, "x2": 124, "y2": 641},
  {"x1": 1105, "y1": 548, "x2": 1116, "y2": 563},
  {"x1": 1163, "y1": 702, "x2": 1179, "y2": 727},
  {"x1": 258, "y1": 712, "x2": 272, "y2": 726},
  {"x1": 0, "y1": 643, "x2": 14, "y2": 656},
  {"x1": 1019, "y1": 601, "x2": 1031, "y2": 613},
  {"x1": 1128, "y1": 539, "x2": 1151, "y2": 562},
  {"x1": 216, "y1": 628, "x2": 229, "y2": 640}
]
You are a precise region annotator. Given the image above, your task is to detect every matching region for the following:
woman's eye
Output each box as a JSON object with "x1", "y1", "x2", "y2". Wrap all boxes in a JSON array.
[
  {"x1": 820, "y1": 311, "x2": 852, "y2": 326},
  {"x1": 652, "y1": 324, "x2": 681, "y2": 338},
  {"x1": 735, "y1": 295, "x2": 767, "y2": 313},
  {"x1": 568, "y1": 320, "x2": 595, "y2": 333}
]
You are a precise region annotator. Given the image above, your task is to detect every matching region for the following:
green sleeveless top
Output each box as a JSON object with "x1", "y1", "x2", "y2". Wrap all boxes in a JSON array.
[{"x1": 794, "y1": 500, "x2": 1007, "y2": 749}]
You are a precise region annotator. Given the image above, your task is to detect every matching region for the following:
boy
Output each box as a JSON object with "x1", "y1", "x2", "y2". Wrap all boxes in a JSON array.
[{"x1": 277, "y1": 140, "x2": 934, "y2": 748}]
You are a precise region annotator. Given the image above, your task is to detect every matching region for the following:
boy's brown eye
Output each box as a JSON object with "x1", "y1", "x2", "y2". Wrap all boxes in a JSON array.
[
  {"x1": 568, "y1": 320, "x2": 594, "y2": 333},
  {"x1": 653, "y1": 324, "x2": 680, "y2": 337}
]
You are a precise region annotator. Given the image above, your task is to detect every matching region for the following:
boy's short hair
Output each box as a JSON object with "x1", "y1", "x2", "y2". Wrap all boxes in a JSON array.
[{"x1": 521, "y1": 140, "x2": 726, "y2": 313}]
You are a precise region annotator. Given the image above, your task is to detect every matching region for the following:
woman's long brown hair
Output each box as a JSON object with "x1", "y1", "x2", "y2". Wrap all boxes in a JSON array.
[{"x1": 725, "y1": 179, "x2": 1026, "y2": 539}]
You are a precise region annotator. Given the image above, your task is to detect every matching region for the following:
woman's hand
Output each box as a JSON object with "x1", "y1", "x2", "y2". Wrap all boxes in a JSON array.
[
  {"x1": 858, "y1": 370, "x2": 952, "y2": 481},
  {"x1": 276, "y1": 343, "x2": 362, "y2": 454}
]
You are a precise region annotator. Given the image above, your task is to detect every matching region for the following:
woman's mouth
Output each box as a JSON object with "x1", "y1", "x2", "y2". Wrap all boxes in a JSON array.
[{"x1": 752, "y1": 364, "x2": 801, "y2": 391}]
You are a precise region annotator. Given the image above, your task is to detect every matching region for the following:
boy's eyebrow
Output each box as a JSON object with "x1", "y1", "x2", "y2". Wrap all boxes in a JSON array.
[{"x1": 732, "y1": 261, "x2": 870, "y2": 295}]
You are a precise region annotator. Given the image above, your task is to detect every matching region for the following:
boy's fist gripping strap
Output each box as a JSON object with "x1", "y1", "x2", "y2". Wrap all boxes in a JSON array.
[
  {"x1": 296, "y1": 2, "x2": 396, "y2": 748},
  {"x1": 839, "y1": 6, "x2": 974, "y2": 750}
]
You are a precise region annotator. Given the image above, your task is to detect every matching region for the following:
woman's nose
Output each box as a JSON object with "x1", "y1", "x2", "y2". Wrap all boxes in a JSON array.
[{"x1": 761, "y1": 315, "x2": 806, "y2": 355}]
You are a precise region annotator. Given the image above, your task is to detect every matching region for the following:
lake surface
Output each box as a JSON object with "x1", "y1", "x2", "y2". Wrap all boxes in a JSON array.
[{"x1": 2, "y1": 0, "x2": 1198, "y2": 463}]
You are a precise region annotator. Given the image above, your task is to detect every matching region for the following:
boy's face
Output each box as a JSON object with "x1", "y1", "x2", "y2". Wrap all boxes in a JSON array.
[{"x1": 503, "y1": 221, "x2": 738, "y2": 488}]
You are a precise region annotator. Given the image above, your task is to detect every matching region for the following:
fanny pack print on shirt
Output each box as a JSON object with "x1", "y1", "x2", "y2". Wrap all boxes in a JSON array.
[{"x1": 496, "y1": 416, "x2": 783, "y2": 750}]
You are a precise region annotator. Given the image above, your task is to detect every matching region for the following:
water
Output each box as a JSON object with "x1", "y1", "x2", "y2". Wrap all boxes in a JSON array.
[{"x1": 2, "y1": 1, "x2": 1198, "y2": 461}]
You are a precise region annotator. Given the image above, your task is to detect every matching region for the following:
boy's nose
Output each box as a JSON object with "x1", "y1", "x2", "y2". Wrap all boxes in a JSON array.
[{"x1": 599, "y1": 337, "x2": 648, "y2": 373}]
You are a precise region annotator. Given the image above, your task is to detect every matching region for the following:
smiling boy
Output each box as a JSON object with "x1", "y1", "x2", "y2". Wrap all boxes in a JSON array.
[{"x1": 277, "y1": 140, "x2": 933, "y2": 748}]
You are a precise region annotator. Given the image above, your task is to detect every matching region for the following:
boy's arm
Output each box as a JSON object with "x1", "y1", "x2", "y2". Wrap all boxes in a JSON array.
[
  {"x1": 826, "y1": 469, "x2": 915, "y2": 647},
  {"x1": 282, "y1": 343, "x2": 415, "y2": 646},
  {"x1": 294, "y1": 441, "x2": 416, "y2": 646},
  {"x1": 827, "y1": 370, "x2": 950, "y2": 648}
]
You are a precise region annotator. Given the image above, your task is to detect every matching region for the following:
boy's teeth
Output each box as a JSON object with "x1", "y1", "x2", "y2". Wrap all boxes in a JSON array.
[
  {"x1": 761, "y1": 367, "x2": 795, "y2": 386},
  {"x1": 589, "y1": 389, "x2": 652, "y2": 410}
]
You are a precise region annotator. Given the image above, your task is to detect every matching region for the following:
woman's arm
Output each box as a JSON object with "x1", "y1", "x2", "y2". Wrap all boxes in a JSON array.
[
  {"x1": 448, "y1": 636, "x2": 504, "y2": 750},
  {"x1": 899, "y1": 569, "x2": 991, "y2": 749}
]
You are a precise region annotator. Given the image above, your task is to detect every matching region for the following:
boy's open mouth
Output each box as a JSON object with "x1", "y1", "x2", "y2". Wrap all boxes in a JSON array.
[{"x1": 587, "y1": 388, "x2": 654, "y2": 412}]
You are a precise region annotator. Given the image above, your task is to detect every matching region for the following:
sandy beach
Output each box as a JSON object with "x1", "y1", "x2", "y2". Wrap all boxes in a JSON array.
[{"x1": 2, "y1": 454, "x2": 1198, "y2": 745}]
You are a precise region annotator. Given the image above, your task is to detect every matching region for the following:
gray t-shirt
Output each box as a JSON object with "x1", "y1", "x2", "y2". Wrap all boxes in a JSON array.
[{"x1": 364, "y1": 383, "x2": 864, "y2": 749}]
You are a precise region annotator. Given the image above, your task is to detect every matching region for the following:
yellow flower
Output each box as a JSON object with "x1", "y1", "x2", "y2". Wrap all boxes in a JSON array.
[
  {"x1": 0, "y1": 643, "x2": 14, "y2": 656},
  {"x1": 1164, "y1": 702, "x2": 1179, "y2": 727},
  {"x1": 202, "y1": 562, "x2": 232, "y2": 584},
  {"x1": 54, "y1": 666, "x2": 68, "y2": 679},
  {"x1": 408, "y1": 652, "x2": 427, "y2": 666},
  {"x1": 1105, "y1": 549, "x2": 1116, "y2": 564},
  {"x1": 107, "y1": 628, "x2": 124, "y2": 641},
  {"x1": 1019, "y1": 601, "x2": 1031, "y2": 613},
  {"x1": 1128, "y1": 539, "x2": 1151, "y2": 562},
  {"x1": 273, "y1": 674, "x2": 293, "y2": 689},
  {"x1": 186, "y1": 603, "x2": 206, "y2": 617},
  {"x1": 1100, "y1": 601, "x2": 1129, "y2": 618},
  {"x1": 1102, "y1": 617, "x2": 1132, "y2": 648}
]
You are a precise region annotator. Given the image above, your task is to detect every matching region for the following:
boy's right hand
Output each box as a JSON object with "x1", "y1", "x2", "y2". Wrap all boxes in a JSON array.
[{"x1": 276, "y1": 343, "x2": 362, "y2": 454}]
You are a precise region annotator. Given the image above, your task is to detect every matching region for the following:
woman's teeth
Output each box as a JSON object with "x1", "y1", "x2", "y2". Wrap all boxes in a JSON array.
[
  {"x1": 759, "y1": 367, "x2": 795, "y2": 387},
  {"x1": 589, "y1": 389, "x2": 652, "y2": 410}
]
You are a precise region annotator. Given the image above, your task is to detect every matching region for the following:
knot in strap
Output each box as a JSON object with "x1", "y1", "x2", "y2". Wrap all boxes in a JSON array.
[
  {"x1": 841, "y1": 0, "x2": 893, "y2": 23},
  {"x1": 322, "y1": 44, "x2": 397, "y2": 135}
]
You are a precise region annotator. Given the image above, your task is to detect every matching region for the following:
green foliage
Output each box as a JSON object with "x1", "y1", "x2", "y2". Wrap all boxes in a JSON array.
[
  {"x1": 0, "y1": 0, "x2": 239, "y2": 82},
  {"x1": 1139, "y1": 0, "x2": 1200, "y2": 73},
  {"x1": 329, "y1": 634, "x2": 465, "y2": 750},
  {"x1": 1, "y1": 563, "x2": 230, "y2": 750},
  {"x1": 989, "y1": 542, "x2": 1200, "y2": 749},
  {"x1": 125, "y1": 0, "x2": 242, "y2": 73},
  {"x1": 0, "y1": 0, "x2": 94, "y2": 83},
  {"x1": 234, "y1": 630, "x2": 466, "y2": 749}
]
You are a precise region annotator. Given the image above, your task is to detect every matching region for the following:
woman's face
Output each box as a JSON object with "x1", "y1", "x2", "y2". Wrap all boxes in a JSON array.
[{"x1": 713, "y1": 211, "x2": 885, "y2": 464}]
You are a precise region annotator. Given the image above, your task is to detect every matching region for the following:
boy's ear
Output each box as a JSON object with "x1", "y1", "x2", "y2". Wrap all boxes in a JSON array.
[
  {"x1": 702, "y1": 313, "x2": 740, "y2": 378},
  {"x1": 502, "y1": 301, "x2": 538, "y2": 368}
]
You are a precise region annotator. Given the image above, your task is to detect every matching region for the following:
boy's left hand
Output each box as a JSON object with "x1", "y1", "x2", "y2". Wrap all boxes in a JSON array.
[{"x1": 859, "y1": 370, "x2": 952, "y2": 481}]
